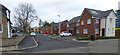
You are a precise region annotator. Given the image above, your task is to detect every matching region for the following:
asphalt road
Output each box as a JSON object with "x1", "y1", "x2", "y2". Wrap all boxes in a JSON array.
[{"x1": 16, "y1": 33, "x2": 89, "y2": 53}]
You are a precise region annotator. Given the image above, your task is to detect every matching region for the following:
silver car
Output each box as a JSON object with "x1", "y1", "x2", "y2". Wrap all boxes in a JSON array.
[
  {"x1": 30, "y1": 32, "x2": 36, "y2": 37},
  {"x1": 60, "y1": 32, "x2": 72, "y2": 37}
]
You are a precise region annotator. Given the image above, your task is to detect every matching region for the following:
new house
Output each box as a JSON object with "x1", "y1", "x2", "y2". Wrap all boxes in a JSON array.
[
  {"x1": 66, "y1": 16, "x2": 81, "y2": 35},
  {"x1": 41, "y1": 25, "x2": 51, "y2": 34},
  {"x1": 50, "y1": 20, "x2": 68, "y2": 34},
  {"x1": 76, "y1": 8, "x2": 117, "y2": 37},
  {"x1": 0, "y1": 4, "x2": 12, "y2": 38},
  {"x1": 50, "y1": 23, "x2": 59, "y2": 34}
]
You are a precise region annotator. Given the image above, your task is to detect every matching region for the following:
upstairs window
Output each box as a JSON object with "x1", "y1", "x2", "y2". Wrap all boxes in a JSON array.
[
  {"x1": 87, "y1": 19, "x2": 91, "y2": 24},
  {"x1": 81, "y1": 20, "x2": 84, "y2": 25},
  {"x1": 76, "y1": 22, "x2": 79, "y2": 26},
  {"x1": 110, "y1": 18, "x2": 113, "y2": 23},
  {"x1": 67, "y1": 24, "x2": 69, "y2": 27},
  {"x1": 0, "y1": 24, "x2": 3, "y2": 33},
  {"x1": 95, "y1": 19, "x2": 99, "y2": 23}
]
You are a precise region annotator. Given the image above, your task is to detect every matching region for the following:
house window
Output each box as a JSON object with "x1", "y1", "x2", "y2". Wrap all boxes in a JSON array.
[
  {"x1": 0, "y1": 24, "x2": 3, "y2": 33},
  {"x1": 110, "y1": 18, "x2": 112, "y2": 23},
  {"x1": 81, "y1": 20, "x2": 84, "y2": 25},
  {"x1": 83, "y1": 28, "x2": 88, "y2": 34},
  {"x1": 112, "y1": 28, "x2": 114, "y2": 33},
  {"x1": 76, "y1": 29, "x2": 79, "y2": 34},
  {"x1": 95, "y1": 28, "x2": 99, "y2": 34},
  {"x1": 78, "y1": 20, "x2": 80, "y2": 22},
  {"x1": 76, "y1": 22, "x2": 79, "y2": 26},
  {"x1": 95, "y1": 19, "x2": 99, "y2": 23},
  {"x1": 87, "y1": 19, "x2": 91, "y2": 24},
  {"x1": 67, "y1": 24, "x2": 69, "y2": 27}
]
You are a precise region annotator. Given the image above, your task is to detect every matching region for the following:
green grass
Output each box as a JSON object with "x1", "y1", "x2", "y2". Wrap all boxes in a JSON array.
[
  {"x1": 47, "y1": 34, "x2": 59, "y2": 37},
  {"x1": 77, "y1": 36, "x2": 120, "y2": 40}
]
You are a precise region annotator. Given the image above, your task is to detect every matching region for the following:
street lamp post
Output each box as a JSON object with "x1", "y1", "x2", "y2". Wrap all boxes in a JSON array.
[{"x1": 58, "y1": 15, "x2": 60, "y2": 37}]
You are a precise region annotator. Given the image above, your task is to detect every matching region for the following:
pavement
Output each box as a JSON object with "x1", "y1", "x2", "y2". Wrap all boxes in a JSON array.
[
  {"x1": 2, "y1": 33, "x2": 119, "y2": 53},
  {"x1": 1, "y1": 34, "x2": 26, "y2": 52}
]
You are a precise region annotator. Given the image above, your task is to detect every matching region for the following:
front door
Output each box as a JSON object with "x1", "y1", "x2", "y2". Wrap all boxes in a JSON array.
[{"x1": 102, "y1": 28, "x2": 105, "y2": 36}]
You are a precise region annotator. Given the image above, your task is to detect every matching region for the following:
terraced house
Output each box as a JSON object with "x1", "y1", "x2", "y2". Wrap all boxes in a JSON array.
[
  {"x1": 76, "y1": 8, "x2": 117, "y2": 37},
  {"x1": 0, "y1": 4, "x2": 12, "y2": 38},
  {"x1": 66, "y1": 16, "x2": 81, "y2": 35}
]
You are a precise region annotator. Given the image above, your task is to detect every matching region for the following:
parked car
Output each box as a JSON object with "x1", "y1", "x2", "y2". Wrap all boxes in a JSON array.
[
  {"x1": 30, "y1": 32, "x2": 36, "y2": 37},
  {"x1": 16, "y1": 31, "x2": 23, "y2": 34},
  {"x1": 60, "y1": 31, "x2": 72, "y2": 37}
]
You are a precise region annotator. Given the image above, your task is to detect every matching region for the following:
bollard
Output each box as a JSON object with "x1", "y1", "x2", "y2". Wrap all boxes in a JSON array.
[{"x1": 36, "y1": 38, "x2": 38, "y2": 43}]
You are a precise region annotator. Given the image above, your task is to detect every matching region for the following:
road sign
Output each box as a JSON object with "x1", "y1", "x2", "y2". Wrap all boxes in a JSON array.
[{"x1": 94, "y1": 24, "x2": 97, "y2": 27}]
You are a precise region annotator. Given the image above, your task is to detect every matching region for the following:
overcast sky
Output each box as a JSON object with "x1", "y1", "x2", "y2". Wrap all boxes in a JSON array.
[{"x1": 0, "y1": 0, "x2": 119, "y2": 27}]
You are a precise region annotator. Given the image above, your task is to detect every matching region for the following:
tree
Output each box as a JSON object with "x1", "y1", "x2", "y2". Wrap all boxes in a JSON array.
[
  {"x1": 14, "y1": 2, "x2": 38, "y2": 33},
  {"x1": 39, "y1": 19, "x2": 42, "y2": 28}
]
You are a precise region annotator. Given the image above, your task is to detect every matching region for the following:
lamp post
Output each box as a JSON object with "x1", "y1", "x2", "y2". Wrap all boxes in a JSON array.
[{"x1": 58, "y1": 15, "x2": 60, "y2": 37}]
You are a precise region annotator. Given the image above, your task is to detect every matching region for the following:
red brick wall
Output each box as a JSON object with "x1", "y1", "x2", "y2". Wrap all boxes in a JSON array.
[
  {"x1": 76, "y1": 9, "x2": 100, "y2": 36},
  {"x1": 60, "y1": 20, "x2": 68, "y2": 32},
  {"x1": 42, "y1": 25, "x2": 51, "y2": 34},
  {"x1": 67, "y1": 23, "x2": 76, "y2": 35}
]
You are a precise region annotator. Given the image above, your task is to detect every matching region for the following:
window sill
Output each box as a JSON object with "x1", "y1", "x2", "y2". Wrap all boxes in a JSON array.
[
  {"x1": 0, "y1": 31, "x2": 3, "y2": 33},
  {"x1": 87, "y1": 23, "x2": 91, "y2": 24}
]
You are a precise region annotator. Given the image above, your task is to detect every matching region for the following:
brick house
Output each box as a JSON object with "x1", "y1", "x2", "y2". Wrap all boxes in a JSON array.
[
  {"x1": 76, "y1": 8, "x2": 117, "y2": 37},
  {"x1": 0, "y1": 4, "x2": 12, "y2": 38},
  {"x1": 41, "y1": 25, "x2": 51, "y2": 34},
  {"x1": 59, "y1": 20, "x2": 68, "y2": 33},
  {"x1": 66, "y1": 16, "x2": 80, "y2": 35},
  {"x1": 50, "y1": 23, "x2": 59, "y2": 34}
]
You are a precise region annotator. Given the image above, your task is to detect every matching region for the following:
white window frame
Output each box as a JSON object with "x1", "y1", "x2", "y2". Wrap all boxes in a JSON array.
[
  {"x1": 95, "y1": 19, "x2": 99, "y2": 23},
  {"x1": 0, "y1": 24, "x2": 3, "y2": 33},
  {"x1": 95, "y1": 28, "x2": 99, "y2": 34},
  {"x1": 67, "y1": 24, "x2": 69, "y2": 27},
  {"x1": 76, "y1": 29, "x2": 79, "y2": 34},
  {"x1": 83, "y1": 28, "x2": 88, "y2": 34},
  {"x1": 87, "y1": 19, "x2": 91, "y2": 24},
  {"x1": 81, "y1": 20, "x2": 84, "y2": 25},
  {"x1": 76, "y1": 22, "x2": 79, "y2": 26}
]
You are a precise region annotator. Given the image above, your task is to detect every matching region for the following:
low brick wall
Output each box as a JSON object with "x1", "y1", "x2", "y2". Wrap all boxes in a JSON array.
[{"x1": 115, "y1": 30, "x2": 120, "y2": 36}]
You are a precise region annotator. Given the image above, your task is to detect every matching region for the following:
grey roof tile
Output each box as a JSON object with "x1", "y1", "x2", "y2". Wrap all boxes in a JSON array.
[{"x1": 85, "y1": 8, "x2": 113, "y2": 18}]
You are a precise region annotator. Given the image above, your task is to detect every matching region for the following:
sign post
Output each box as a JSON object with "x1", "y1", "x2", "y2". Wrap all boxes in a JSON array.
[{"x1": 94, "y1": 20, "x2": 97, "y2": 40}]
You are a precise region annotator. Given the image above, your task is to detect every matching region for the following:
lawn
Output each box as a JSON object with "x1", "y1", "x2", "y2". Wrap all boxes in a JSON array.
[{"x1": 46, "y1": 34, "x2": 59, "y2": 37}]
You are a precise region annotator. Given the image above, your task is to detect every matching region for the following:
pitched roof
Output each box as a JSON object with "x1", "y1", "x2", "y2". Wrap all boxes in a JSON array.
[
  {"x1": 51, "y1": 23, "x2": 59, "y2": 27},
  {"x1": 0, "y1": 4, "x2": 12, "y2": 24},
  {"x1": 67, "y1": 16, "x2": 81, "y2": 24},
  {"x1": 59, "y1": 20, "x2": 68, "y2": 24},
  {"x1": 85, "y1": 8, "x2": 113, "y2": 18}
]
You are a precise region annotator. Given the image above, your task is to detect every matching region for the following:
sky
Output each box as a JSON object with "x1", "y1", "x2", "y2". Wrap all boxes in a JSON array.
[{"x1": 0, "y1": 0, "x2": 119, "y2": 27}]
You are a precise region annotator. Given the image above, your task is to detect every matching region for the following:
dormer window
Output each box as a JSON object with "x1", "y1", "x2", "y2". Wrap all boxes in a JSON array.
[
  {"x1": 90, "y1": 10, "x2": 98, "y2": 14},
  {"x1": 78, "y1": 20, "x2": 80, "y2": 22}
]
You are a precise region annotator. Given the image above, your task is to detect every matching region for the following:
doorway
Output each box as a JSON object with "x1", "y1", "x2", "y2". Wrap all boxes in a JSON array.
[{"x1": 102, "y1": 28, "x2": 105, "y2": 36}]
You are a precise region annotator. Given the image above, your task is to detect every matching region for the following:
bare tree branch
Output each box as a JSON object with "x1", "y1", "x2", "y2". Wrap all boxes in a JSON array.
[{"x1": 14, "y1": 2, "x2": 38, "y2": 33}]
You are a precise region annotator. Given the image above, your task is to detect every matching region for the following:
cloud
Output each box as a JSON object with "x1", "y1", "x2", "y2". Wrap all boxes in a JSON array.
[{"x1": 0, "y1": 0, "x2": 119, "y2": 27}]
